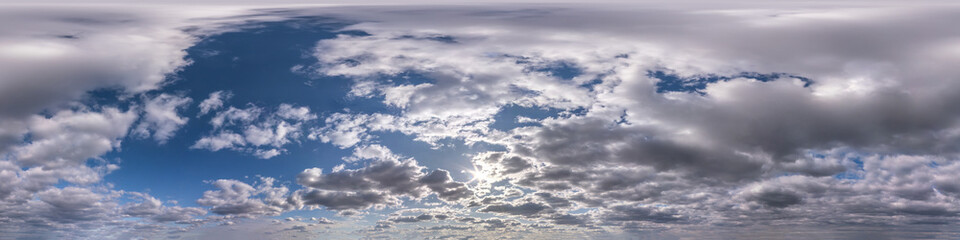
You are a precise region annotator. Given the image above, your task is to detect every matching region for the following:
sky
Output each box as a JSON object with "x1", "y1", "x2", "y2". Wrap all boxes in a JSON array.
[{"x1": 1, "y1": 1, "x2": 960, "y2": 239}]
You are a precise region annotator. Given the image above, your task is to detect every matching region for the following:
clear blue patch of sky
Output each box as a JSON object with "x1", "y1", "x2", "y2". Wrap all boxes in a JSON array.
[{"x1": 651, "y1": 70, "x2": 813, "y2": 94}]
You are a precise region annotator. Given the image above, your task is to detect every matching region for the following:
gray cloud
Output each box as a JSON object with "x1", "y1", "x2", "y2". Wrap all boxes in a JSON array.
[
  {"x1": 196, "y1": 177, "x2": 297, "y2": 216},
  {"x1": 294, "y1": 145, "x2": 473, "y2": 211},
  {"x1": 479, "y1": 201, "x2": 552, "y2": 217},
  {"x1": 420, "y1": 169, "x2": 474, "y2": 202},
  {"x1": 124, "y1": 193, "x2": 207, "y2": 222},
  {"x1": 0, "y1": 7, "x2": 192, "y2": 120}
]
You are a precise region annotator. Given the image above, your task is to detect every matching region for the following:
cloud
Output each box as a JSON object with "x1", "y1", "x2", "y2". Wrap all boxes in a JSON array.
[
  {"x1": 309, "y1": 112, "x2": 374, "y2": 149},
  {"x1": 210, "y1": 105, "x2": 263, "y2": 129},
  {"x1": 191, "y1": 131, "x2": 246, "y2": 151},
  {"x1": 253, "y1": 148, "x2": 283, "y2": 159},
  {"x1": 343, "y1": 144, "x2": 399, "y2": 162},
  {"x1": 194, "y1": 102, "x2": 316, "y2": 159},
  {"x1": 0, "y1": 106, "x2": 185, "y2": 238},
  {"x1": 34, "y1": 187, "x2": 118, "y2": 224},
  {"x1": 276, "y1": 103, "x2": 317, "y2": 122},
  {"x1": 296, "y1": 189, "x2": 395, "y2": 211},
  {"x1": 390, "y1": 214, "x2": 434, "y2": 223},
  {"x1": 123, "y1": 192, "x2": 207, "y2": 222},
  {"x1": 295, "y1": 145, "x2": 472, "y2": 211},
  {"x1": 479, "y1": 201, "x2": 552, "y2": 217},
  {"x1": 199, "y1": 90, "x2": 232, "y2": 116},
  {"x1": 133, "y1": 93, "x2": 193, "y2": 143},
  {"x1": 314, "y1": 217, "x2": 335, "y2": 224},
  {"x1": 419, "y1": 169, "x2": 474, "y2": 203},
  {"x1": 471, "y1": 152, "x2": 534, "y2": 181},
  {"x1": 197, "y1": 177, "x2": 297, "y2": 217},
  {"x1": 600, "y1": 204, "x2": 688, "y2": 224},
  {"x1": 0, "y1": 7, "x2": 193, "y2": 120},
  {"x1": 14, "y1": 107, "x2": 137, "y2": 168},
  {"x1": 296, "y1": 146, "x2": 426, "y2": 197}
]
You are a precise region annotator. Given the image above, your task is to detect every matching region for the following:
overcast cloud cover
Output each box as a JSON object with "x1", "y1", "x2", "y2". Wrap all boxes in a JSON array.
[{"x1": 1, "y1": 1, "x2": 960, "y2": 239}]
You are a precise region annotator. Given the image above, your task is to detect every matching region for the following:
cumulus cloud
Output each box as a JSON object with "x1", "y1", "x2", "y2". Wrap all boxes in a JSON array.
[
  {"x1": 209, "y1": 105, "x2": 263, "y2": 129},
  {"x1": 123, "y1": 192, "x2": 207, "y2": 222},
  {"x1": 419, "y1": 170, "x2": 474, "y2": 203},
  {"x1": 308, "y1": 112, "x2": 375, "y2": 149},
  {"x1": 14, "y1": 107, "x2": 137, "y2": 168},
  {"x1": 294, "y1": 145, "x2": 473, "y2": 211},
  {"x1": 479, "y1": 201, "x2": 552, "y2": 217},
  {"x1": 314, "y1": 217, "x2": 335, "y2": 224},
  {"x1": 295, "y1": 159, "x2": 423, "y2": 210},
  {"x1": 343, "y1": 144, "x2": 399, "y2": 162},
  {"x1": 276, "y1": 104, "x2": 318, "y2": 122},
  {"x1": 133, "y1": 93, "x2": 192, "y2": 143},
  {"x1": 197, "y1": 177, "x2": 297, "y2": 216},
  {"x1": 199, "y1": 90, "x2": 232, "y2": 116},
  {"x1": 0, "y1": 106, "x2": 156, "y2": 238},
  {"x1": 191, "y1": 131, "x2": 246, "y2": 151},
  {"x1": 193, "y1": 102, "x2": 316, "y2": 159}
]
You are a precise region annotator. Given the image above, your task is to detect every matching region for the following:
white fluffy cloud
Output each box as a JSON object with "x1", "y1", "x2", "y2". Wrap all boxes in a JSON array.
[
  {"x1": 132, "y1": 93, "x2": 193, "y2": 143},
  {"x1": 14, "y1": 107, "x2": 137, "y2": 168},
  {"x1": 199, "y1": 90, "x2": 232, "y2": 116},
  {"x1": 193, "y1": 100, "x2": 316, "y2": 159},
  {"x1": 123, "y1": 192, "x2": 207, "y2": 222}
]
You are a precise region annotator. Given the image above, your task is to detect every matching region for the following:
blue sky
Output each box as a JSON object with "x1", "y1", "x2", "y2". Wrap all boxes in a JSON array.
[
  {"x1": 3, "y1": 2, "x2": 960, "y2": 240},
  {"x1": 103, "y1": 18, "x2": 363, "y2": 205}
]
